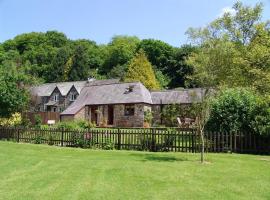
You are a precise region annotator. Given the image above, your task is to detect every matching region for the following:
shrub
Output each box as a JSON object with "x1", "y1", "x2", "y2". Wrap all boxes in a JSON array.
[
  {"x1": 48, "y1": 135, "x2": 54, "y2": 146},
  {"x1": 207, "y1": 88, "x2": 270, "y2": 135},
  {"x1": 161, "y1": 104, "x2": 189, "y2": 127},
  {"x1": 144, "y1": 110, "x2": 153, "y2": 124},
  {"x1": 0, "y1": 113, "x2": 22, "y2": 127},
  {"x1": 34, "y1": 135, "x2": 42, "y2": 144},
  {"x1": 55, "y1": 120, "x2": 95, "y2": 130},
  {"x1": 34, "y1": 114, "x2": 42, "y2": 127}
]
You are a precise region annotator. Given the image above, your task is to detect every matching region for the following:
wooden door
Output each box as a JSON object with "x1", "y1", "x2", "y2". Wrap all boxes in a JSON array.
[{"x1": 108, "y1": 105, "x2": 114, "y2": 125}]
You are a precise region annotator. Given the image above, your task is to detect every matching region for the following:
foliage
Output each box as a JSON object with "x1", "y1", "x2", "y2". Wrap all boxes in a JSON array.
[
  {"x1": 186, "y1": 2, "x2": 270, "y2": 94},
  {"x1": 144, "y1": 110, "x2": 153, "y2": 124},
  {"x1": 102, "y1": 35, "x2": 140, "y2": 74},
  {"x1": 0, "y1": 32, "x2": 196, "y2": 89},
  {"x1": 0, "y1": 64, "x2": 30, "y2": 117},
  {"x1": 124, "y1": 50, "x2": 160, "y2": 90},
  {"x1": 0, "y1": 113, "x2": 22, "y2": 127},
  {"x1": 34, "y1": 135, "x2": 42, "y2": 144},
  {"x1": 34, "y1": 114, "x2": 42, "y2": 127},
  {"x1": 48, "y1": 135, "x2": 54, "y2": 146},
  {"x1": 161, "y1": 104, "x2": 189, "y2": 127},
  {"x1": 55, "y1": 119, "x2": 96, "y2": 130},
  {"x1": 207, "y1": 88, "x2": 270, "y2": 135}
]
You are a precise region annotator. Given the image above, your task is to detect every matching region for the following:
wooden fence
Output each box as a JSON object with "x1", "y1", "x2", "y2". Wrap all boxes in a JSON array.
[
  {"x1": 23, "y1": 112, "x2": 60, "y2": 124},
  {"x1": 0, "y1": 127, "x2": 269, "y2": 154}
]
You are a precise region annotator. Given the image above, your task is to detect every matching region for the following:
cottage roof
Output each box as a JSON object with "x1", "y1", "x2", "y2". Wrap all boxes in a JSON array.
[
  {"x1": 61, "y1": 82, "x2": 152, "y2": 115},
  {"x1": 150, "y1": 88, "x2": 206, "y2": 104},
  {"x1": 30, "y1": 79, "x2": 119, "y2": 97}
]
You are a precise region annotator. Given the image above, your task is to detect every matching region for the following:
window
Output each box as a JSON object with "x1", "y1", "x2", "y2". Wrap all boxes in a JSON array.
[
  {"x1": 53, "y1": 107, "x2": 57, "y2": 112},
  {"x1": 124, "y1": 104, "x2": 135, "y2": 116},
  {"x1": 70, "y1": 93, "x2": 77, "y2": 101},
  {"x1": 54, "y1": 94, "x2": 59, "y2": 102}
]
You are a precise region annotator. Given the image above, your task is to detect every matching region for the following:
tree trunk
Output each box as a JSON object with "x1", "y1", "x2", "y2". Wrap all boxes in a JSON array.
[{"x1": 200, "y1": 129, "x2": 204, "y2": 163}]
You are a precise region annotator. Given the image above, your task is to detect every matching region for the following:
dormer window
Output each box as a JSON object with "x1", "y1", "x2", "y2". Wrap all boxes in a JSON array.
[
  {"x1": 54, "y1": 94, "x2": 59, "y2": 102},
  {"x1": 70, "y1": 93, "x2": 77, "y2": 101}
]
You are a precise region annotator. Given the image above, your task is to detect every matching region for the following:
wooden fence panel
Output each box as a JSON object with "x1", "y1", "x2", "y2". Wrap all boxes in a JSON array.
[{"x1": 0, "y1": 127, "x2": 269, "y2": 154}]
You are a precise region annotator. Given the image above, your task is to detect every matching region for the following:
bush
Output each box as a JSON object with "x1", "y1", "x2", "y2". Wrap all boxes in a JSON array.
[
  {"x1": 161, "y1": 104, "x2": 189, "y2": 127},
  {"x1": 34, "y1": 114, "x2": 42, "y2": 127},
  {"x1": 0, "y1": 113, "x2": 22, "y2": 127},
  {"x1": 55, "y1": 119, "x2": 96, "y2": 130},
  {"x1": 207, "y1": 88, "x2": 270, "y2": 135}
]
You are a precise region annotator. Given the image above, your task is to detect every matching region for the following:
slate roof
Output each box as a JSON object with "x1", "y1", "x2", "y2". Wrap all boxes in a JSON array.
[
  {"x1": 30, "y1": 79, "x2": 119, "y2": 97},
  {"x1": 150, "y1": 88, "x2": 206, "y2": 104},
  {"x1": 61, "y1": 82, "x2": 152, "y2": 115}
]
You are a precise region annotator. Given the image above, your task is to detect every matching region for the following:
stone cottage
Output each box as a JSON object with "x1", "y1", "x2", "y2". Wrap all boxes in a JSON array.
[
  {"x1": 60, "y1": 81, "x2": 206, "y2": 127},
  {"x1": 60, "y1": 82, "x2": 152, "y2": 127}
]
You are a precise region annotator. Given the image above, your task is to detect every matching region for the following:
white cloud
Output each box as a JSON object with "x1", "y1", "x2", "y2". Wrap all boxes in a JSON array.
[{"x1": 219, "y1": 6, "x2": 236, "y2": 17}]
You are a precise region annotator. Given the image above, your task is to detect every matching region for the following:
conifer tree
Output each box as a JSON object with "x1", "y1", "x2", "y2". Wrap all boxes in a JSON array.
[{"x1": 124, "y1": 50, "x2": 160, "y2": 90}]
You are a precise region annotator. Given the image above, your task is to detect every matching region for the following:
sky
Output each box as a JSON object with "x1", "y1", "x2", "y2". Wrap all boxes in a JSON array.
[{"x1": 1, "y1": 0, "x2": 270, "y2": 47}]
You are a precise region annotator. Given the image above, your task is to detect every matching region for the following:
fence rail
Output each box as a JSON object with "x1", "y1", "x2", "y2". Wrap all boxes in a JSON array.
[{"x1": 0, "y1": 127, "x2": 269, "y2": 154}]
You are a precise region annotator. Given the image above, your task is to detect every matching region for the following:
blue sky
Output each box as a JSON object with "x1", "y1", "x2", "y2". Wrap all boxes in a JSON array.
[{"x1": 1, "y1": 0, "x2": 270, "y2": 47}]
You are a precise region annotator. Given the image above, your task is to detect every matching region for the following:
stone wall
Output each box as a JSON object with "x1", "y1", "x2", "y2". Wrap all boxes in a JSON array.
[
  {"x1": 114, "y1": 104, "x2": 147, "y2": 127},
  {"x1": 74, "y1": 107, "x2": 86, "y2": 120},
  {"x1": 60, "y1": 115, "x2": 74, "y2": 121}
]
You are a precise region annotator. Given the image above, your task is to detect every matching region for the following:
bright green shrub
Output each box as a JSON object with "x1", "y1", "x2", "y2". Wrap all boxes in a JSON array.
[{"x1": 207, "y1": 88, "x2": 270, "y2": 135}]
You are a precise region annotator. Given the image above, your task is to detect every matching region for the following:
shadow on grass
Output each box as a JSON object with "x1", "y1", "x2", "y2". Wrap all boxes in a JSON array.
[{"x1": 129, "y1": 153, "x2": 188, "y2": 162}]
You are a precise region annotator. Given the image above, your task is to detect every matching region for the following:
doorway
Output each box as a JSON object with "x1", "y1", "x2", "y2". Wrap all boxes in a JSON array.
[
  {"x1": 91, "y1": 106, "x2": 98, "y2": 125},
  {"x1": 108, "y1": 105, "x2": 114, "y2": 125}
]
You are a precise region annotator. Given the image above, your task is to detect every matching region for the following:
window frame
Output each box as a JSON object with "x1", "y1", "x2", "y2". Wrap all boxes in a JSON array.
[
  {"x1": 53, "y1": 94, "x2": 59, "y2": 102},
  {"x1": 69, "y1": 93, "x2": 77, "y2": 102},
  {"x1": 124, "y1": 104, "x2": 135, "y2": 116}
]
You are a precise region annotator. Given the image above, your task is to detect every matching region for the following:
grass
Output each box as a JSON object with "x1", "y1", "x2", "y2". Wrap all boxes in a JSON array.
[{"x1": 0, "y1": 142, "x2": 269, "y2": 200}]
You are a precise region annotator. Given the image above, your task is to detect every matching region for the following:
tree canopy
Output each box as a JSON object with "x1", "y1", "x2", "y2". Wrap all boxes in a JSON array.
[{"x1": 186, "y1": 2, "x2": 270, "y2": 94}]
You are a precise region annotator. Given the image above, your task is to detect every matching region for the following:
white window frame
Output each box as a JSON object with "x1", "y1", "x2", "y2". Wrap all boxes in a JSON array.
[
  {"x1": 69, "y1": 93, "x2": 77, "y2": 102},
  {"x1": 54, "y1": 94, "x2": 59, "y2": 102}
]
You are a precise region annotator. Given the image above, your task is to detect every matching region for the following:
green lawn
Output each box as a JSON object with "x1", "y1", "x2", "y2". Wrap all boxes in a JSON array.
[{"x1": 0, "y1": 142, "x2": 269, "y2": 200}]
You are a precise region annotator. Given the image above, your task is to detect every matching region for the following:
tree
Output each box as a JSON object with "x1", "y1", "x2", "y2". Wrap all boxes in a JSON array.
[
  {"x1": 102, "y1": 36, "x2": 140, "y2": 74},
  {"x1": 0, "y1": 64, "x2": 29, "y2": 117},
  {"x1": 124, "y1": 50, "x2": 160, "y2": 90},
  {"x1": 46, "y1": 46, "x2": 72, "y2": 82},
  {"x1": 186, "y1": 2, "x2": 270, "y2": 94},
  {"x1": 67, "y1": 45, "x2": 90, "y2": 81},
  {"x1": 189, "y1": 89, "x2": 211, "y2": 163}
]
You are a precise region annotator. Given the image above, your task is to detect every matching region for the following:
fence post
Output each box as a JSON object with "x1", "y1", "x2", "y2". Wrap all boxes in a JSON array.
[
  {"x1": 117, "y1": 128, "x2": 121, "y2": 150},
  {"x1": 17, "y1": 128, "x2": 20, "y2": 143},
  {"x1": 61, "y1": 127, "x2": 64, "y2": 147},
  {"x1": 151, "y1": 128, "x2": 155, "y2": 152}
]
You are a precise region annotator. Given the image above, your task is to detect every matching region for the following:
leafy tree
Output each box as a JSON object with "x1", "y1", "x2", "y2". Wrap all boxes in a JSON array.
[
  {"x1": 0, "y1": 65, "x2": 29, "y2": 117},
  {"x1": 46, "y1": 46, "x2": 72, "y2": 82},
  {"x1": 124, "y1": 50, "x2": 160, "y2": 90},
  {"x1": 67, "y1": 44, "x2": 90, "y2": 81},
  {"x1": 102, "y1": 35, "x2": 140, "y2": 74},
  {"x1": 189, "y1": 89, "x2": 212, "y2": 163},
  {"x1": 170, "y1": 45, "x2": 197, "y2": 88},
  {"x1": 137, "y1": 39, "x2": 175, "y2": 71},
  {"x1": 186, "y1": 2, "x2": 270, "y2": 94},
  {"x1": 138, "y1": 39, "x2": 197, "y2": 88}
]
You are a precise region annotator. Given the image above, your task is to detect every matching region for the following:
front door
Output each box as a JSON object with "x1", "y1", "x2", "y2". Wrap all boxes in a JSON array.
[
  {"x1": 108, "y1": 105, "x2": 114, "y2": 125},
  {"x1": 91, "y1": 106, "x2": 98, "y2": 125}
]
